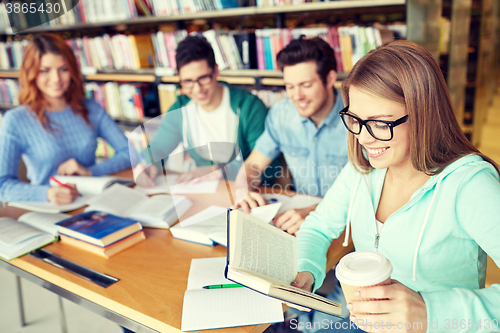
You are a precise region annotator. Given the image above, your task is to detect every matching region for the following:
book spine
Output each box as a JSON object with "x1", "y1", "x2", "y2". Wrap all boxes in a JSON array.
[{"x1": 255, "y1": 30, "x2": 265, "y2": 71}]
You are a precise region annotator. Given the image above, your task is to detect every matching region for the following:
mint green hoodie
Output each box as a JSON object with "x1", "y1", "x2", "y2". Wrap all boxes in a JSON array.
[{"x1": 297, "y1": 154, "x2": 500, "y2": 332}]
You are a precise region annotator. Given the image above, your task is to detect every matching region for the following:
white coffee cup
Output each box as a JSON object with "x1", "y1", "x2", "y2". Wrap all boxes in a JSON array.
[{"x1": 335, "y1": 251, "x2": 392, "y2": 305}]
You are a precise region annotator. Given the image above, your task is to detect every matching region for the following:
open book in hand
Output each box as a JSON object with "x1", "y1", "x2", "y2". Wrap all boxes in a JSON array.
[
  {"x1": 169, "y1": 202, "x2": 282, "y2": 246},
  {"x1": 0, "y1": 212, "x2": 70, "y2": 260},
  {"x1": 85, "y1": 184, "x2": 192, "y2": 228},
  {"x1": 225, "y1": 209, "x2": 342, "y2": 317}
]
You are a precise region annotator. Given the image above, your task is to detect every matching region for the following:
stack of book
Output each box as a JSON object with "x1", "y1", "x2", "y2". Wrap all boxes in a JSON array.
[
  {"x1": 56, "y1": 211, "x2": 145, "y2": 259},
  {"x1": 0, "y1": 79, "x2": 20, "y2": 107}
]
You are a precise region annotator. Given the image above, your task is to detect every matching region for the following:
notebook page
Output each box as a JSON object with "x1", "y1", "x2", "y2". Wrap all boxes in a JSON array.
[
  {"x1": 182, "y1": 257, "x2": 283, "y2": 331},
  {"x1": 182, "y1": 288, "x2": 283, "y2": 331}
]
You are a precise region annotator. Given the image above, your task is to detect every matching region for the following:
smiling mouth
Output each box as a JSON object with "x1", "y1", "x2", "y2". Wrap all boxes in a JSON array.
[
  {"x1": 297, "y1": 101, "x2": 310, "y2": 110},
  {"x1": 365, "y1": 147, "x2": 389, "y2": 156},
  {"x1": 196, "y1": 93, "x2": 208, "y2": 100}
]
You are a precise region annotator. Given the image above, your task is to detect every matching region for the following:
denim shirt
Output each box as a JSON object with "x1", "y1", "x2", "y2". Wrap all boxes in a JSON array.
[{"x1": 254, "y1": 89, "x2": 348, "y2": 196}]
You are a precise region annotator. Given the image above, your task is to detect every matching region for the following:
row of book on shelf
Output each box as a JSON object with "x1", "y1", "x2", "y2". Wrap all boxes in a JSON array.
[
  {"x1": 0, "y1": 0, "x2": 328, "y2": 31},
  {"x1": 0, "y1": 23, "x2": 406, "y2": 75},
  {"x1": 0, "y1": 75, "x2": 283, "y2": 121},
  {"x1": 85, "y1": 82, "x2": 153, "y2": 119},
  {"x1": 0, "y1": 0, "x2": 139, "y2": 32},
  {"x1": 0, "y1": 79, "x2": 19, "y2": 106}
]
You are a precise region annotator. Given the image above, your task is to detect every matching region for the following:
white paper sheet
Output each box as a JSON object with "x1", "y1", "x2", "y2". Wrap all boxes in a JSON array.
[
  {"x1": 134, "y1": 174, "x2": 220, "y2": 195},
  {"x1": 264, "y1": 193, "x2": 322, "y2": 215},
  {"x1": 181, "y1": 257, "x2": 283, "y2": 331},
  {"x1": 166, "y1": 174, "x2": 219, "y2": 194}
]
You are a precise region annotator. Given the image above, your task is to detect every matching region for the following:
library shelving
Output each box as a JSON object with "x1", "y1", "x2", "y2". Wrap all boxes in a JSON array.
[
  {"x1": 0, "y1": 1, "x2": 406, "y2": 35},
  {"x1": 444, "y1": 0, "x2": 500, "y2": 143},
  {"x1": 0, "y1": 0, "x2": 445, "y2": 124}
]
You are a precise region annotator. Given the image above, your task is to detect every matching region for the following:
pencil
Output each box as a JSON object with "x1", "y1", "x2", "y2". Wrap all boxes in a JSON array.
[{"x1": 50, "y1": 176, "x2": 81, "y2": 196}]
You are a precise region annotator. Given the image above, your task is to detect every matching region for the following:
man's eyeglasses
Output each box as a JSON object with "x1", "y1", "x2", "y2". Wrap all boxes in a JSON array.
[
  {"x1": 179, "y1": 71, "x2": 214, "y2": 90},
  {"x1": 339, "y1": 105, "x2": 408, "y2": 141}
]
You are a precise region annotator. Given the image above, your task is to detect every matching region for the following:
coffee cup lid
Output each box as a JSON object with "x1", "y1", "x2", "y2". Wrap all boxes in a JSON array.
[{"x1": 335, "y1": 251, "x2": 392, "y2": 286}]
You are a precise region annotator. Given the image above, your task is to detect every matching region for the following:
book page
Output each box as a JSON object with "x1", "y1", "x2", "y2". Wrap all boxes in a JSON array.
[
  {"x1": 230, "y1": 211, "x2": 297, "y2": 286},
  {"x1": 247, "y1": 203, "x2": 282, "y2": 223},
  {"x1": 85, "y1": 183, "x2": 147, "y2": 216},
  {"x1": 8, "y1": 195, "x2": 91, "y2": 213},
  {"x1": 18, "y1": 212, "x2": 71, "y2": 236},
  {"x1": 51, "y1": 176, "x2": 134, "y2": 196},
  {"x1": 0, "y1": 217, "x2": 46, "y2": 246},
  {"x1": 128, "y1": 195, "x2": 175, "y2": 217}
]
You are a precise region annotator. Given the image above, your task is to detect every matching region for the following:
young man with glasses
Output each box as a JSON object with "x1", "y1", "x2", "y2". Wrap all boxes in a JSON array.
[
  {"x1": 138, "y1": 35, "x2": 270, "y2": 185},
  {"x1": 236, "y1": 37, "x2": 349, "y2": 235}
]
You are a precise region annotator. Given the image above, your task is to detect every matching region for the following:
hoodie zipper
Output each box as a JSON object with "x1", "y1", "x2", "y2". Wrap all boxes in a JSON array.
[{"x1": 373, "y1": 188, "x2": 428, "y2": 251}]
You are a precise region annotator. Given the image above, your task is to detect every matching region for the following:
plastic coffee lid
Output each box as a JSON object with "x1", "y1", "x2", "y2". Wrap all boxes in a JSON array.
[{"x1": 335, "y1": 251, "x2": 392, "y2": 286}]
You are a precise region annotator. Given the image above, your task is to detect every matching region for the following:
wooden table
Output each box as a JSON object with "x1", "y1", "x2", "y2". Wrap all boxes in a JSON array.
[{"x1": 0, "y1": 171, "x2": 352, "y2": 333}]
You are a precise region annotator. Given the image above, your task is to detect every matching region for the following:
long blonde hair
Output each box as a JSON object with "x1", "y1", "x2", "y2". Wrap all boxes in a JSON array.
[{"x1": 341, "y1": 40, "x2": 499, "y2": 175}]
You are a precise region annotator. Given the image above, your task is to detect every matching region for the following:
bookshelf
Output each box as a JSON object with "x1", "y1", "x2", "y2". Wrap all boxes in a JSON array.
[
  {"x1": 0, "y1": 0, "x2": 446, "y2": 123},
  {"x1": 0, "y1": 1, "x2": 406, "y2": 35}
]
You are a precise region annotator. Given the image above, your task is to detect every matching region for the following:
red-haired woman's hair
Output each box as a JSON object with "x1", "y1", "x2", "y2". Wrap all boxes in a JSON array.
[
  {"x1": 341, "y1": 40, "x2": 500, "y2": 175},
  {"x1": 18, "y1": 33, "x2": 88, "y2": 130}
]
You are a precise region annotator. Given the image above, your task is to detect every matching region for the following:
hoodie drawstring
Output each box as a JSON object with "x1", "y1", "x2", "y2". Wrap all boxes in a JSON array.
[
  {"x1": 412, "y1": 175, "x2": 444, "y2": 281},
  {"x1": 343, "y1": 174, "x2": 362, "y2": 247}
]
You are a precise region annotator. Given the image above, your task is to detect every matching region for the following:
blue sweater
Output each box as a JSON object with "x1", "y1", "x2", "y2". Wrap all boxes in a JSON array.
[
  {"x1": 0, "y1": 99, "x2": 131, "y2": 202},
  {"x1": 297, "y1": 155, "x2": 500, "y2": 332}
]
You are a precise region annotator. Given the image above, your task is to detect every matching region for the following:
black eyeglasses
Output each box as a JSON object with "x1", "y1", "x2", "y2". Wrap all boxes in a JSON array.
[
  {"x1": 339, "y1": 105, "x2": 408, "y2": 141},
  {"x1": 179, "y1": 71, "x2": 214, "y2": 89}
]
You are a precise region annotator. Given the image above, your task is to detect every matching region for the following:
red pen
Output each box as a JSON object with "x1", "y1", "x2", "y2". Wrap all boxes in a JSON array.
[{"x1": 50, "y1": 176, "x2": 81, "y2": 196}]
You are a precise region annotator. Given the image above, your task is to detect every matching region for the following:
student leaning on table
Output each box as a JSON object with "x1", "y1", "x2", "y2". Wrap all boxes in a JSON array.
[
  {"x1": 236, "y1": 37, "x2": 348, "y2": 235},
  {"x1": 136, "y1": 35, "x2": 272, "y2": 186},
  {"x1": 290, "y1": 40, "x2": 500, "y2": 333},
  {"x1": 0, "y1": 34, "x2": 130, "y2": 204}
]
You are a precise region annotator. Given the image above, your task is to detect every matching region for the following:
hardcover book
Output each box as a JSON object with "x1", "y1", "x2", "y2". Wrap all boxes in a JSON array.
[
  {"x1": 225, "y1": 210, "x2": 342, "y2": 317},
  {"x1": 56, "y1": 211, "x2": 142, "y2": 247}
]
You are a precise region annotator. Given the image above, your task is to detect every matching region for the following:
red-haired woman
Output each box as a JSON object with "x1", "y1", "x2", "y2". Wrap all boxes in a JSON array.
[{"x1": 0, "y1": 33, "x2": 130, "y2": 204}]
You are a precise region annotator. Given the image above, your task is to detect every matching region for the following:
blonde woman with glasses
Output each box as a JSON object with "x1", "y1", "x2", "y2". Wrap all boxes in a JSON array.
[{"x1": 290, "y1": 40, "x2": 500, "y2": 333}]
